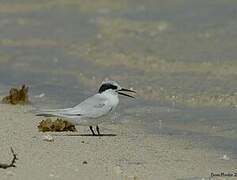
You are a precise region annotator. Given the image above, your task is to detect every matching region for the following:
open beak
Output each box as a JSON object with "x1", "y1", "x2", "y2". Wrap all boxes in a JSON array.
[{"x1": 118, "y1": 88, "x2": 136, "y2": 98}]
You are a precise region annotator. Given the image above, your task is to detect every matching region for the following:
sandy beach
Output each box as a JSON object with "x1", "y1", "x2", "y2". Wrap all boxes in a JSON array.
[{"x1": 0, "y1": 103, "x2": 236, "y2": 180}]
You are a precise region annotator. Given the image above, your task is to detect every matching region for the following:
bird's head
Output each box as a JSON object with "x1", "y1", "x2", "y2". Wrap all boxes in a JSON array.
[{"x1": 98, "y1": 80, "x2": 136, "y2": 98}]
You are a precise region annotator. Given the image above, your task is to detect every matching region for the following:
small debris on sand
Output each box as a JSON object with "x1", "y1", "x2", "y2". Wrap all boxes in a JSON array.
[
  {"x1": 34, "y1": 93, "x2": 45, "y2": 98},
  {"x1": 38, "y1": 118, "x2": 77, "y2": 132},
  {"x1": 2, "y1": 85, "x2": 29, "y2": 105},
  {"x1": 0, "y1": 147, "x2": 18, "y2": 169},
  {"x1": 221, "y1": 154, "x2": 230, "y2": 161},
  {"x1": 42, "y1": 134, "x2": 54, "y2": 142}
]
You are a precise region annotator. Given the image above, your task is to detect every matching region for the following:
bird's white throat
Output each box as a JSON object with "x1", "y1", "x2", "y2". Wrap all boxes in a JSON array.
[{"x1": 101, "y1": 90, "x2": 119, "y2": 109}]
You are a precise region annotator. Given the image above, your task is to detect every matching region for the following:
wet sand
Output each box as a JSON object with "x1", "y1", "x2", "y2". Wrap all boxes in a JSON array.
[{"x1": 0, "y1": 103, "x2": 236, "y2": 180}]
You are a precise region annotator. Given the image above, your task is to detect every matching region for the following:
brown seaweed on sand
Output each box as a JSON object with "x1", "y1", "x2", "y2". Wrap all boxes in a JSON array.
[
  {"x1": 2, "y1": 85, "x2": 29, "y2": 105},
  {"x1": 38, "y1": 118, "x2": 77, "y2": 132}
]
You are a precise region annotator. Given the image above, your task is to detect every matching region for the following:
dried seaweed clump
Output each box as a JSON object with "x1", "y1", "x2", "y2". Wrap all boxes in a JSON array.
[
  {"x1": 38, "y1": 118, "x2": 77, "y2": 132},
  {"x1": 2, "y1": 85, "x2": 29, "y2": 105}
]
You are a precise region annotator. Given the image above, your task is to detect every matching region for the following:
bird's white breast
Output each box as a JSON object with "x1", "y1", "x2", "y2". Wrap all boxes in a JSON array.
[{"x1": 102, "y1": 90, "x2": 119, "y2": 112}]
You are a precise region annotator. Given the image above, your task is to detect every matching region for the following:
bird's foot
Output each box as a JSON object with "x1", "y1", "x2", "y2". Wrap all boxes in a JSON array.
[
  {"x1": 89, "y1": 125, "x2": 102, "y2": 136},
  {"x1": 89, "y1": 126, "x2": 96, "y2": 136},
  {"x1": 96, "y1": 125, "x2": 102, "y2": 136}
]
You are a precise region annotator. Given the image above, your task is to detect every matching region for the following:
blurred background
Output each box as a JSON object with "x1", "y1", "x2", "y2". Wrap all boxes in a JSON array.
[{"x1": 0, "y1": 0, "x2": 237, "y2": 155}]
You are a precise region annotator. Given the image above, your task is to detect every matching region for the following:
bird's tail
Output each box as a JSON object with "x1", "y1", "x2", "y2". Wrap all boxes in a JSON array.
[
  {"x1": 36, "y1": 112, "x2": 58, "y2": 117},
  {"x1": 36, "y1": 108, "x2": 72, "y2": 117}
]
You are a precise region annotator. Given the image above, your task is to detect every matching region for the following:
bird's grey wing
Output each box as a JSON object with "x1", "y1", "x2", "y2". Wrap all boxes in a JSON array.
[
  {"x1": 36, "y1": 107, "x2": 76, "y2": 117},
  {"x1": 37, "y1": 94, "x2": 111, "y2": 119},
  {"x1": 66, "y1": 94, "x2": 112, "y2": 118}
]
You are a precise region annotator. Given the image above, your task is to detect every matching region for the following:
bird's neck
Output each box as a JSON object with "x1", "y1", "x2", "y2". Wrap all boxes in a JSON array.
[{"x1": 102, "y1": 90, "x2": 119, "y2": 105}]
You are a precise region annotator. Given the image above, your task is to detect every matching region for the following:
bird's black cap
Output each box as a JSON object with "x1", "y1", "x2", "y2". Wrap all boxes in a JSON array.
[{"x1": 98, "y1": 83, "x2": 117, "y2": 93}]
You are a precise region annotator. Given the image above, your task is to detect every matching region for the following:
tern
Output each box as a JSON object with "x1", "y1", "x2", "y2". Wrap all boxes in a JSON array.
[{"x1": 36, "y1": 80, "x2": 136, "y2": 136}]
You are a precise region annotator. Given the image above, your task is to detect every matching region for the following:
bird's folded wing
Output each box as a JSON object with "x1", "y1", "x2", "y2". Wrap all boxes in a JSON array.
[
  {"x1": 37, "y1": 94, "x2": 112, "y2": 119},
  {"x1": 62, "y1": 95, "x2": 112, "y2": 118}
]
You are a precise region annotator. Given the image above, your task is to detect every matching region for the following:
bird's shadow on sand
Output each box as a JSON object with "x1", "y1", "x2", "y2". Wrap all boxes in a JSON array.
[{"x1": 52, "y1": 133, "x2": 117, "y2": 137}]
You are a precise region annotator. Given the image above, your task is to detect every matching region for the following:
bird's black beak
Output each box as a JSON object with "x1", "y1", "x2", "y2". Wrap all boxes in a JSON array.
[{"x1": 118, "y1": 88, "x2": 136, "y2": 98}]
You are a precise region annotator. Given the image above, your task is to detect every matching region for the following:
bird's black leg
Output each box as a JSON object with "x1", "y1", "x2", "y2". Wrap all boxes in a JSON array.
[
  {"x1": 89, "y1": 126, "x2": 96, "y2": 136},
  {"x1": 96, "y1": 125, "x2": 101, "y2": 136}
]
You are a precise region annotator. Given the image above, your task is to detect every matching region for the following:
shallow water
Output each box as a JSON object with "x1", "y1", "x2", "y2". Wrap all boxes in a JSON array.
[{"x1": 0, "y1": 0, "x2": 237, "y2": 157}]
